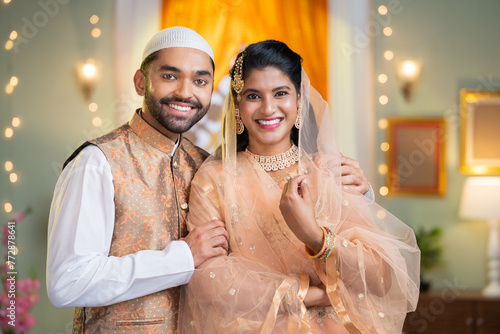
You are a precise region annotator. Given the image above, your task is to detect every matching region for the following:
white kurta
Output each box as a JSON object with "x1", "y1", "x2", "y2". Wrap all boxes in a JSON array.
[{"x1": 46, "y1": 145, "x2": 194, "y2": 308}]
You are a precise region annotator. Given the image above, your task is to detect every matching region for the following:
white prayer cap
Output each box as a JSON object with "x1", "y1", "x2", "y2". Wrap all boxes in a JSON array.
[{"x1": 142, "y1": 26, "x2": 214, "y2": 62}]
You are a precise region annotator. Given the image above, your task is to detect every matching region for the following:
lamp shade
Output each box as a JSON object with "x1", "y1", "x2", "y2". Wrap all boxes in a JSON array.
[{"x1": 459, "y1": 177, "x2": 500, "y2": 220}]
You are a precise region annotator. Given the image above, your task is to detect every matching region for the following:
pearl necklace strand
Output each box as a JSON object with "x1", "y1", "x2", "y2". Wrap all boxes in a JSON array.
[{"x1": 244, "y1": 144, "x2": 299, "y2": 172}]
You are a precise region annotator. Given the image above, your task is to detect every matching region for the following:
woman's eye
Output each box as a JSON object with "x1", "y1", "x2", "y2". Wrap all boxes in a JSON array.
[
  {"x1": 276, "y1": 91, "x2": 288, "y2": 97},
  {"x1": 247, "y1": 93, "x2": 259, "y2": 100}
]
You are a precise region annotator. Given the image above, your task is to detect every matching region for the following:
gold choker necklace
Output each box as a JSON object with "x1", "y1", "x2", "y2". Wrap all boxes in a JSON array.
[{"x1": 244, "y1": 144, "x2": 299, "y2": 172}]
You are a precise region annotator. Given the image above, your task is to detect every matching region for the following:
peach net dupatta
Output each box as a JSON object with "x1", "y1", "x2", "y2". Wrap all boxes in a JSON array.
[{"x1": 178, "y1": 70, "x2": 420, "y2": 333}]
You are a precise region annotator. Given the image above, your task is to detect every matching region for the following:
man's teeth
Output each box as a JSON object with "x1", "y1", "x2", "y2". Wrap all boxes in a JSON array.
[
  {"x1": 257, "y1": 119, "x2": 281, "y2": 125},
  {"x1": 169, "y1": 104, "x2": 192, "y2": 111}
]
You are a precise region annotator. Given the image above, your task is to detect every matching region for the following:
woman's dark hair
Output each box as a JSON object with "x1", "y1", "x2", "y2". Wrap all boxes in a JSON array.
[{"x1": 229, "y1": 40, "x2": 303, "y2": 151}]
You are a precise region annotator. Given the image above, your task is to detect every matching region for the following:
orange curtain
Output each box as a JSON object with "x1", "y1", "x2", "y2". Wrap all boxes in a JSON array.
[{"x1": 161, "y1": 0, "x2": 328, "y2": 99}]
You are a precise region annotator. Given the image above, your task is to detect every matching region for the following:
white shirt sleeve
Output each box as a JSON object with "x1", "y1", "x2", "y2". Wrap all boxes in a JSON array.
[
  {"x1": 46, "y1": 145, "x2": 195, "y2": 308},
  {"x1": 365, "y1": 182, "x2": 375, "y2": 203}
]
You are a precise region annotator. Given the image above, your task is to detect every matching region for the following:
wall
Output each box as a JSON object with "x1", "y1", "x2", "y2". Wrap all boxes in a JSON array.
[
  {"x1": 373, "y1": 0, "x2": 500, "y2": 290},
  {"x1": 0, "y1": 1, "x2": 115, "y2": 332}
]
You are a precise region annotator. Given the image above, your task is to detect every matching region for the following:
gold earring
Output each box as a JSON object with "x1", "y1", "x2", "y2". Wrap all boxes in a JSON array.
[
  {"x1": 235, "y1": 108, "x2": 245, "y2": 134},
  {"x1": 295, "y1": 103, "x2": 302, "y2": 129}
]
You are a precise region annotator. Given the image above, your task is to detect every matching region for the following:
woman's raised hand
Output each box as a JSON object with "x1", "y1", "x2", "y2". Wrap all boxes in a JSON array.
[{"x1": 279, "y1": 175, "x2": 324, "y2": 254}]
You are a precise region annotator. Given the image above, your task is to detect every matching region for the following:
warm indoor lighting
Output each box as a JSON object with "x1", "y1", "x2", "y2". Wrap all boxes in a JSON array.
[
  {"x1": 5, "y1": 161, "x2": 13, "y2": 172},
  {"x1": 9, "y1": 30, "x2": 17, "y2": 40},
  {"x1": 5, "y1": 84, "x2": 14, "y2": 94},
  {"x1": 76, "y1": 59, "x2": 99, "y2": 101},
  {"x1": 89, "y1": 15, "x2": 99, "y2": 24},
  {"x1": 11, "y1": 117, "x2": 20, "y2": 127},
  {"x1": 4, "y1": 0, "x2": 12, "y2": 4},
  {"x1": 82, "y1": 63, "x2": 97, "y2": 78},
  {"x1": 5, "y1": 40, "x2": 13, "y2": 50},
  {"x1": 460, "y1": 177, "x2": 500, "y2": 297},
  {"x1": 9, "y1": 172, "x2": 18, "y2": 183},
  {"x1": 380, "y1": 142, "x2": 390, "y2": 152},
  {"x1": 92, "y1": 117, "x2": 102, "y2": 127},
  {"x1": 91, "y1": 28, "x2": 102, "y2": 38},
  {"x1": 376, "y1": 210, "x2": 387, "y2": 219},
  {"x1": 9, "y1": 76, "x2": 18, "y2": 86},
  {"x1": 468, "y1": 166, "x2": 489, "y2": 174},
  {"x1": 378, "y1": 118, "x2": 388, "y2": 129},
  {"x1": 378, "y1": 74, "x2": 388, "y2": 84},
  {"x1": 378, "y1": 5, "x2": 388, "y2": 15},
  {"x1": 384, "y1": 50, "x2": 394, "y2": 61},
  {"x1": 396, "y1": 60, "x2": 422, "y2": 102},
  {"x1": 379, "y1": 186, "x2": 389, "y2": 196},
  {"x1": 379, "y1": 95, "x2": 389, "y2": 105},
  {"x1": 89, "y1": 102, "x2": 98, "y2": 112},
  {"x1": 4, "y1": 203, "x2": 12, "y2": 213},
  {"x1": 401, "y1": 61, "x2": 419, "y2": 78},
  {"x1": 383, "y1": 27, "x2": 393, "y2": 36},
  {"x1": 465, "y1": 93, "x2": 479, "y2": 104},
  {"x1": 378, "y1": 164, "x2": 388, "y2": 175},
  {"x1": 5, "y1": 127, "x2": 13, "y2": 138}
]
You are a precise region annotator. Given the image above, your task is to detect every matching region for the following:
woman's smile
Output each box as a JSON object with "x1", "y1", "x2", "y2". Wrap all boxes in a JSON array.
[{"x1": 255, "y1": 117, "x2": 284, "y2": 129}]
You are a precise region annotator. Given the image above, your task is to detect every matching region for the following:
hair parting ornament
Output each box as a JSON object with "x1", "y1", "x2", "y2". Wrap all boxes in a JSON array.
[{"x1": 232, "y1": 51, "x2": 246, "y2": 101}]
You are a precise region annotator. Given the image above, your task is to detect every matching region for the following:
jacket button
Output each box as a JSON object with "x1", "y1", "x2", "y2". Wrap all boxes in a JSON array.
[
  {"x1": 180, "y1": 202, "x2": 188, "y2": 210},
  {"x1": 173, "y1": 161, "x2": 179, "y2": 169}
]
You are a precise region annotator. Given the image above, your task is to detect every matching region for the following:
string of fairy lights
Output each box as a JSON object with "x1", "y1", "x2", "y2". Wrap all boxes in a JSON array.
[
  {"x1": 375, "y1": 3, "x2": 422, "y2": 197},
  {"x1": 84, "y1": 14, "x2": 103, "y2": 128},
  {"x1": 375, "y1": 3, "x2": 395, "y2": 197},
  {"x1": 3, "y1": 0, "x2": 19, "y2": 215},
  {"x1": 2, "y1": 0, "x2": 102, "y2": 214}
]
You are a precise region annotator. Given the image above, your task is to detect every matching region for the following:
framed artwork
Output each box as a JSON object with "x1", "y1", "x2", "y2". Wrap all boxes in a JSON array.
[
  {"x1": 385, "y1": 118, "x2": 446, "y2": 196},
  {"x1": 460, "y1": 89, "x2": 500, "y2": 175}
]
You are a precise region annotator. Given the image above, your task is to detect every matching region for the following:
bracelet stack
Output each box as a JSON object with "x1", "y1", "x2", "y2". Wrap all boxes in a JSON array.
[{"x1": 305, "y1": 226, "x2": 335, "y2": 261}]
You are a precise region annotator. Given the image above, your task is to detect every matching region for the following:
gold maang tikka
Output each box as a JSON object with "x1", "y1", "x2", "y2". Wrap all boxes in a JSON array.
[{"x1": 233, "y1": 51, "x2": 245, "y2": 101}]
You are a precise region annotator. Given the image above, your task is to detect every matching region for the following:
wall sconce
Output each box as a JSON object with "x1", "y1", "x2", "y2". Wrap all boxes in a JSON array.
[
  {"x1": 75, "y1": 58, "x2": 99, "y2": 101},
  {"x1": 459, "y1": 176, "x2": 500, "y2": 297},
  {"x1": 396, "y1": 60, "x2": 421, "y2": 102}
]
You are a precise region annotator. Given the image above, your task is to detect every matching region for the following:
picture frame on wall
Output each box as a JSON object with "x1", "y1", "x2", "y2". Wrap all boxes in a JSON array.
[
  {"x1": 460, "y1": 89, "x2": 500, "y2": 175},
  {"x1": 385, "y1": 117, "x2": 446, "y2": 196}
]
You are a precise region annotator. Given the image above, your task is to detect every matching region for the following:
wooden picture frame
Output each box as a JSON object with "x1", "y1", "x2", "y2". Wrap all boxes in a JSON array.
[
  {"x1": 386, "y1": 118, "x2": 446, "y2": 196},
  {"x1": 460, "y1": 89, "x2": 500, "y2": 175}
]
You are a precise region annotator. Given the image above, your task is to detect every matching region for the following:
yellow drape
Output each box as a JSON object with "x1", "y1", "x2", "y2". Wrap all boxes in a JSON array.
[{"x1": 161, "y1": 0, "x2": 328, "y2": 99}]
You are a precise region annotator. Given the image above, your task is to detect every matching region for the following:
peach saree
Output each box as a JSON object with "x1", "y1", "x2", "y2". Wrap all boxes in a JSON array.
[{"x1": 179, "y1": 71, "x2": 420, "y2": 333}]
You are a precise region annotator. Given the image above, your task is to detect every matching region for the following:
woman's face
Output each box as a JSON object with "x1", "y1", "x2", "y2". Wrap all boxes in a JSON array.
[{"x1": 238, "y1": 66, "x2": 299, "y2": 155}]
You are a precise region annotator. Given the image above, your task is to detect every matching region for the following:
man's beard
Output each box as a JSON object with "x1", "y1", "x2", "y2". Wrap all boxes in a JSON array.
[{"x1": 144, "y1": 88, "x2": 210, "y2": 134}]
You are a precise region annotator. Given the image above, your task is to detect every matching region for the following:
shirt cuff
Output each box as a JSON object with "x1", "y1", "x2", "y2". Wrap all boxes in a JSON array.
[
  {"x1": 165, "y1": 240, "x2": 195, "y2": 277},
  {"x1": 365, "y1": 182, "x2": 375, "y2": 203}
]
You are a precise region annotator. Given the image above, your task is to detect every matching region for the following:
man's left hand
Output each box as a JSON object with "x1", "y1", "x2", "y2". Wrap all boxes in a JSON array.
[{"x1": 340, "y1": 154, "x2": 369, "y2": 195}]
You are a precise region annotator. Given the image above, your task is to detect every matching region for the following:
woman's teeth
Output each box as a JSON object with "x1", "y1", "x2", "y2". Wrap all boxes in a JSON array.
[{"x1": 257, "y1": 119, "x2": 281, "y2": 125}]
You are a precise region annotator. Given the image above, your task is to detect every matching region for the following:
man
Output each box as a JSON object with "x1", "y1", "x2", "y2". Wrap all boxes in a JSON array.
[
  {"x1": 47, "y1": 27, "x2": 371, "y2": 333},
  {"x1": 47, "y1": 27, "x2": 229, "y2": 333}
]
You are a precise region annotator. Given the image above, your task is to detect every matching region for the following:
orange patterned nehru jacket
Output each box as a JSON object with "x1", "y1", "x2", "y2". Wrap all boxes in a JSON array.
[{"x1": 72, "y1": 110, "x2": 208, "y2": 334}]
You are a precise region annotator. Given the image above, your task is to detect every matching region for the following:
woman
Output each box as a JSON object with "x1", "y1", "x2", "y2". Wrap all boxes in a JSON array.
[{"x1": 179, "y1": 40, "x2": 420, "y2": 333}]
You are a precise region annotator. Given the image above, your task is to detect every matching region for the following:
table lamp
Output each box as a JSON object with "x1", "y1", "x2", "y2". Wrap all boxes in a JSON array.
[{"x1": 459, "y1": 176, "x2": 500, "y2": 297}]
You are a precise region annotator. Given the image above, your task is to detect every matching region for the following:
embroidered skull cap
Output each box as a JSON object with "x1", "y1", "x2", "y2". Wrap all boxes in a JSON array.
[{"x1": 142, "y1": 26, "x2": 214, "y2": 62}]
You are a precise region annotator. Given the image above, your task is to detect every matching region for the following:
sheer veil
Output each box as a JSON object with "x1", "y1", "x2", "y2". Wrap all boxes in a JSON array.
[{"x1": 179, "y1": 69, "x2": 420, "y2": 333}]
